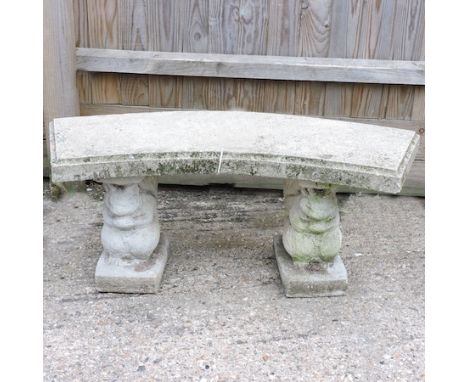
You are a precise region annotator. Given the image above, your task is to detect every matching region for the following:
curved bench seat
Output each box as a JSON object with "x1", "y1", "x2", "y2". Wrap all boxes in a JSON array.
[
  {"x1": 49, "y1": 111, "x2": 419, "y2": 194},
  {"x1": 48, "y1": 111, "x2": 420, "y2": 296}
]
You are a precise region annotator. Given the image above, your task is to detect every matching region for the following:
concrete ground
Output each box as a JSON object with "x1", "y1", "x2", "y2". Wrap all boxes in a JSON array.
[{"x1": 43, "y1": 181, "x2": 424, "y2": 382}]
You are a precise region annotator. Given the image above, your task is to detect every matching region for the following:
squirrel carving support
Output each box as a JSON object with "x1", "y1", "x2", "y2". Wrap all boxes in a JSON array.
[{"x1": 283, "y1": 186, "x2": 342, "y2": 266}]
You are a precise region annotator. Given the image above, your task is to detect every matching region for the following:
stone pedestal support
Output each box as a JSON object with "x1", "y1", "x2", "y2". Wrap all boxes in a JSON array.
[
  {"x1": 275, "y1": 182, "x2": 347, "y2": 297},
  {"x1": 95, "y1": 177, "x2": 169, "y2": 293}
]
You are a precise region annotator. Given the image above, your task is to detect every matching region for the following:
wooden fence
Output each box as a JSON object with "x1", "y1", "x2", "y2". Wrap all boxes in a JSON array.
[{"x1": 44, "y1": 0, "x2": 425, "y2": 195}]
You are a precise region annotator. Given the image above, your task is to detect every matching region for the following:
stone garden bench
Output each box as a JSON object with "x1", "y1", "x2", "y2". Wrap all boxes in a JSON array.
[{"x1": 49, "y1": 111, "x2": 419, "y2": 297}]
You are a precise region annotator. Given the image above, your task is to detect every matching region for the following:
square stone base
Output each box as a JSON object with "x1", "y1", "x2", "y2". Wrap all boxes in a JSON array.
[
  {"x1": 274, "y1": 235, "x2": 347, "y2": 297},
  {"x1": 95, "y1": 233, "x2": 170, "y2": 294}
]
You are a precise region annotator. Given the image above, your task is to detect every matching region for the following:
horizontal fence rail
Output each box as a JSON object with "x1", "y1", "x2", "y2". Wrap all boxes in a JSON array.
[{"x1": 76, "y1": 48, "x2": 425, "y2": 85}]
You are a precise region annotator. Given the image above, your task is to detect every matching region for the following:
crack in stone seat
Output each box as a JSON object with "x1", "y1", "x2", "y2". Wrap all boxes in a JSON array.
[{"x1": 49, "y1": 111, "x2": 419, "y2": 297}]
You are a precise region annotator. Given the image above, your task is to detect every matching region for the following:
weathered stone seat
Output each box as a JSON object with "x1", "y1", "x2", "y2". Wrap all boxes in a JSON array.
[{"x1": 49, "y1": 111, "x2": 419, "y2": 297}]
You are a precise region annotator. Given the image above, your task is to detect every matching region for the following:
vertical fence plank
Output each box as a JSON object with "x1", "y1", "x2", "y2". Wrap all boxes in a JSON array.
[
  {"x1": 148, "y1": 76, "x2": 183, "y2": 108},
  {"x1": 119, "y1": 0, "x2": 148, "y2": 50},
  {"x1": 385, "y1": 85, "x2": 415, "y2": 120},
  {"x1": 237, "y1": 0, "x2": 268, "y2": 55},
  {"x1": 74, "y1": 0, "x2": 91, "y2": 104},
  {"x1": 44, "y1": 0, "x2": 79, "y2": 175},
  {"x1": 87, "y1": 0, "x2": 120, "y2": 48},
  {"x1": 264, "y1": 0, "x2": 297, "y2": 114},
  {"x1": 323, "y1": 0, "x2": 352, "y2": 117},
  {"x1": 208, "y1": 0, "x2": 267, "y2": 110},
  {"x1": 237, "y1": 79, "x2": 264, "y2": 112},
  {"x1": 392, "y1": 0, "x2": 425, "y2": 61},
  {"x1": 207, "y1": 0, "x2": 232, "y2": 110},
  {"x1": 294, "y1": 0, "x2": 332, "y2": 116},
  {"x1": 147, "y1": 1, "x2": 183, "y2": 108},
  {"x1": 119, "y1": 74, "x2": 149, "y2": 106},
  {"x1": 119, "y1": 0, "x2": 149, "y2": 106},
  {"x1": 414, "y1": 0, "x2": 425, "y2": 61},
  {"x1": 211, "y1": 0, "x2": 239, "y2": 54},
  {"x1": 262, "y1": 80, "x2": 295, "y2": 114},
  {"x1": 237, "y1": 0, "x2": 267, "y2": 111},
  {"x1": 266, "y1": 0, "x2": 297, "y2": 56},
  {"x1": 183, "y1": 0, "x2": 209, "y2": 52},
  {"x1": 207, "y1": 0, "x2": 228, "y2": 109},
  {"x1": 385, "y1": 0, "x2": 425, "y2": 120},
  {"x1": 44, "y1": 0, "x2": 79, "y2": 124},
  {"x1": 87, "y1": 0, "x2": 121, "y2": 104},
  {"x1": 349, "y1": 0, "x2": 395, "y2": 119},
  {"x1": 205, "y1": 78, "x2": 225, "y2": 110},
  {"x1": 181, "y1": 0, "x2": 210, "y2": 109},
  {"x1": 411, "y1": 86, "x2": 425, "y2": 121}
]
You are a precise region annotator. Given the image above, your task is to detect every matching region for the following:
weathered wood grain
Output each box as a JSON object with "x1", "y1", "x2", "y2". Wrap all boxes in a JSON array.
[
  {"x1": 86, "y1": 0, "x2": 121, "y2": 104},
  {"x1": 147, "y1": 1, "x2": 184, "y2": 109},
  {"x1": 266, "y1": 0, "x2": 297, "y2": 56},
  {"x1": 349, "y1": 0, "x2": 395, "y2": 119},
  {"x1": 44, "y1": 0, "x2": 79, "y2": 125},
  {"x1": 73, "y1": 0, "x2": 91, "y2": 103},
  {"x1": 119, "y1": 0, "x2": 148, "y2": 50},
  {"x1": 411, "y1": 86, "x2": 425, "y2": 121},
  {"x1": 237, "y1": 0, "x2": 268, "y2": 55},
  {"x1": 259, "y1": 80, "x2": 294, "y2": 114},
  {"x1": 74, "y1": 1, "x2": 425, "y2": 108},
  {"x1": 297, "y1": 0, "x2": 332, "y2": 57},
  {"x1": 209, "y1": 0, "x2": 268, "y2": 55},
  {"x1": 89, "y1": 73, "x2": 121, "y2": 104},
  {"x1": 181, "y1": 76, "x2": 209, "y2": 110},
  {"x1": 264, "y1": 0, "x2": 297, "y2": 113},
  {"x1": 325, "y1": 1, "x2": 397, "y2": 119},
  {"x1": 118, "y1": 0, "x2": 149, "y2": 106},
  {"x1": 73, "y1": 0, "x2": 87, "y2": 48},
  {"x1": 208, "y1": 0, "x2": 268, "y2": 110},
  {"x1": 180, "y1": 0, "x2": 209, "y2": 110},
  {"x1": 294, "y1": 79, "x2": 328, "y2": 116},
  {"x1": 385, "y1": 85, "x2": 415, "y2": 121},
  {"x1": 351, "y1": 83, "x2": 387, "y2": 119},
  {"x1": 207, "y1": 0, "x2": 230, "y2": 109},
  {"x1": 392, "y1": 0, "x2": 425, "y2": 61},
  {"x1": 119, "y1": 73, "x2": 148, "y2": 106},
  {"x1": 148, "y1": 76, "x2": 183, "y2": 109},
  {"x1": 87, "y1": 0, "x2": 120, "y2": 48},
  {"x1": 223, "y1": 79, "x2": 259, "y2": 112},
  {"x1": 385, "y1": 0, "x2": 426, "y2": 121},
  {"x1": 76, "y1": 48, "x2": 425, "y2": 85},
  {"x1": 183, "y1": 0, "x2": 209, "y2": 52},
  {"x1": 293, "y1": 0, "x2": 332, "y2": 116},
  {"x1": 323, "y1": 82, "x2": 353, "y2": 118},
  {"x1": 323, "y1": 0, "x2": 352, "y2": 117},
  {"x1": 44, "y1": 0, "x2": 80, "y2": 174}
]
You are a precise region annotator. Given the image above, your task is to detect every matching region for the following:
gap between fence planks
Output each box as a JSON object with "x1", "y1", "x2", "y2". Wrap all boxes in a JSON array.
[{"x1": 76, "y1": 48, "x2": 425, "y2": 86}]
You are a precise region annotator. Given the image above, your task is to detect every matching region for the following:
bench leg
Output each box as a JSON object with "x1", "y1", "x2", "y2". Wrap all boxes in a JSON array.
[
  {"x1": 274, "y1": 184, "x2": 347, "y2": 297},
  {"x1": 95, "y1": 177, "x2": 170, "y2": 293}
]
